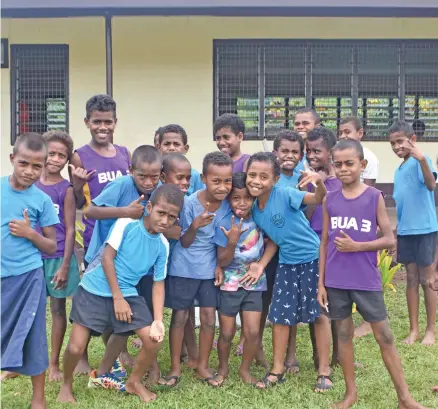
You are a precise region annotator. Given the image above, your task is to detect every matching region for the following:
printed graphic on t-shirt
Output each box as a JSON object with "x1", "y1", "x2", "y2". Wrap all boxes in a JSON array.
[
  {"x1": 271, "y1": 213, "x2": 285, "y2": 228},
  {"x1": 331, "y1": 216, "x2": 371, "y2": 233},
  {"x1": 97, "y1": 170, "x2": 130, "y2": 184}
]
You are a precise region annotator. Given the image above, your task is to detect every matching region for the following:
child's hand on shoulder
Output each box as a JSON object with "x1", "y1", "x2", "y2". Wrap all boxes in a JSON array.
[
  {"x1": 150, "y1": 320, "x2": 165, "y2": 343},
  {"x1": 124, "y1": 195, "x2": 145, "y2": 219},
  {"x1": 240, "y1": 262, "x2": 263, "y2": 286},
  {"x1": 9, "y1": 209, "x2": 33, "y2": 239},
  {"x1": 113, "y1": 297, "x2": 133, "y2": 323},
  {"x1": 193, "y1": 202, "x2": 215, "y2": 229},
  {"x1": 403, "y1": 139, "x2": 425, "y2": 162},
  {"x1": 334, "y1": 230, "x2": 360, "y2": 252},
  {"x1": 297, "y1": 163, "x2": 323, "y2": 189},
  {"x1": 220, "y1": 215, "x2": 248, "y2": 245}
]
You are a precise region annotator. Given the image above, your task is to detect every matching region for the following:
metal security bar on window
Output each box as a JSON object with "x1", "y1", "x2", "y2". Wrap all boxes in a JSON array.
[
  {"x1": 213, "y1": 40, "x2": 438, "y2": 141},
  {"x1": 10, "y1": 44, "x2": 69, "y2": 144}
]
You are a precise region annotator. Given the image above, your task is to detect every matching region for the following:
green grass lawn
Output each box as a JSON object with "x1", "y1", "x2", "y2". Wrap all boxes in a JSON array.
[{"x1": 2, "y1": 285, "x2": 437, "y2": 409}]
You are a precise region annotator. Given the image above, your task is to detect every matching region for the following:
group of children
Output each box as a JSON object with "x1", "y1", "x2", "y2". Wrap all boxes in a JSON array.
[{"x1": 1, "y1": 93, "x2": 437, "y2": 409}]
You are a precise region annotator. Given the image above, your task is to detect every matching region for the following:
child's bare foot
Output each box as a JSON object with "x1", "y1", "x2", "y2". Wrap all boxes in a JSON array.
[
  {"x1": 119, "y1": 351, "x2": 136, "y2": 368},
  {"x1": 186, "y1": 359, "x2": 198, "y2": 370},
  {"x1": 255, "y1": 349, "x2": 269, "y2": 369},
  {"x1": 57, "y1": 384, "x2": 76, "y2": 403},
  {"x1": 0, "y1": 371, "x2": 19, "y2": 381},
  {"x1": 197, "y1": 368, "x2": 223, "y2": 387},
  {"x1": 432, "y1": 386, "x2": 438, "y2": 393},
  {"x1": 126, "y1": 379, "x2": 157, "y2": 403},
  {"x1": 48, "y1": 364, "x2": 63, "y2": 382},
  {"x1": 131, "y1": 337, "x2": 143, "y2": 349},
  {"x1": 143, "y1": 368, "x2": 161, "y2": 387},
  {"x1": 421, "y1": 330, "x2": 435, "y2": 346},
  {"x1": 331, "y1": 391, "x2": 358, "y2": 409},
  {"x1": 403, "y1": 331, "x2": 420, "y2": 345},
  {"x1": 354, "y1": 321, "x2": 373, "y2": 338},
  {"x1": 398, "y1": 396, "x2": 430, "y2": 409},
  {"x1": 30, "y1": 398, "x2": 46, "y2": 409},
  {"x1": 284, "y1": 360, "x2": 300, "y2": 374},
  {"x1": 239, "y1": 368, "x2": 257, "y2": 386},
  {"x1": 73, "y1": 357, "x2": 91, "y2": 376}
]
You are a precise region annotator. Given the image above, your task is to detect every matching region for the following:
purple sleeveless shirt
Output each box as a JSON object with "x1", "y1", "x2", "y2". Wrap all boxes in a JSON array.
[
  {"x1": 232, "y1": 154, "x2": 250, "y2": 173},
  {"x1": 310, "y1": 177, "x2": 342, "y2": 238},
  {"x1": 324, "y1": 186, "x2": 382, "y2": 291},
  {"x1": 35, "y1": 179, "x2": 71, "y2": 259},
  {"x1": 76, "y1": 144, "x2": 130, "y2": 247}
]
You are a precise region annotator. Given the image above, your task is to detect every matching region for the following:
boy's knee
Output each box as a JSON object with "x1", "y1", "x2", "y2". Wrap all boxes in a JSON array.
[
  {"x1": 171, "y1": 310, "x2": 189, "y2": 329},
  {"x1": 406, "y1": 266, "x2": 420, "y2": 288},
  {"x1": 244, "y1": 328, "x2": 260, "y2": 344},
  {"x1": 200, "y1": 309, "x2": 216, "y2": 328},
  {"x1": 50, "y1": 299, "x2": 66, "y2": 316},
  {"x1": 374, "y1": 325, "x2": 394, "y2": 346},
  {"x1": 219, "y1": 330, "x2": 235, "y2": 344},
  {"x1": 336, "y1": 322, "x2": 353, "y2": 342},
  {"x1": 66, "y1": 341, "x2": 86, "y2": 357}
]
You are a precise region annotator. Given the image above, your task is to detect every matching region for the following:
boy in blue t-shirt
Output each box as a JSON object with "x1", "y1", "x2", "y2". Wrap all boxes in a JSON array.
[
  {"x1": 1, "y1": 133, "x2": 59, "y2": 408},
  {"x1": 389, "y1": 120, "x2": 437, "y2": 347},
  {"x1": 161, "y1": 152, "x2": 232, "y2": 387},
  {"x1": 213, "y1": 172, "x2": 267, "y2": 386},
  {"x1": 57, "y1": 184, "x2": 184, "y2": 404},
  {"x1": 156, "y1": 124, "x2": 204, "y2": 195}
]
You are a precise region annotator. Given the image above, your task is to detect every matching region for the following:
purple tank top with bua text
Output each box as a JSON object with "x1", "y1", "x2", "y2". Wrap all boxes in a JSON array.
[
  {"x1": 35, "y1": 179, "x2": 71, "y2": 259},
  {"x1": 232, "y1": 154, "x2": 250, "y2": 173},
  {"x1": 76, "y1": 144, "x2": 130, "y2": 247},
  {"x1": 310, "y1": 177, "x2": 342, "y2": 238},
  {"x1": 324, "y1": 186, "x2": 382, "y2": 291}
]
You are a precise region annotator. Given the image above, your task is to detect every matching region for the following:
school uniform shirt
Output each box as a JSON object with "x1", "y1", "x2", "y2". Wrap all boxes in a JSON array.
[
  {"x1": 35, "y1": 179, "x2": 71, "y2": 259},
  {"x1": 393, "y1": 155, "x2": 438, "y2": 236},
  {"x1": 85, "y1": 175, "x2": 150, "y2": 263},
  {"x1": 80, "y1": 218, "x2": 169, "y2": 297},
  {"x1": 252, "y1": 185, "x2": 319, "y2": 265},
  {"x1": 1, "y1": 176, "x2": 59, "y2": 278},
  {"x1": 213, "y1": 213, "x2": 266, "y2": 291},
  {"x1": 76, "y1": 144, "x2": 130, "y2": 248},
  {"x1": 169, "y1": 191, "x2": 230, "y2": 280},
  {"x1": 324, "y1": 187, "x2": 382, "y2": 291},
  {"x1": 188, "y1": 168, "x2": 205, "y2": 196},
  {"x1": 361, "y1": 146, "x2": 379, "y2": 182}
]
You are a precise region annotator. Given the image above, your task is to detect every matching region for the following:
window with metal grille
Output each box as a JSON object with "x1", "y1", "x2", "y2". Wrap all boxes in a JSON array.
[
  {"x1": 10, "y1": 44, "x2": 69, "y2": 144},
  {"x1": 213, "y1": 40, "x2": 438, "y2": 141}
]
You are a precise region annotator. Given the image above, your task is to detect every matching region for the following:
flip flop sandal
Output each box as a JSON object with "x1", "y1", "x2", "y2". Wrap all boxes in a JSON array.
[
  {"x1": 235, "y1": 344, "x2": 244, "y2": 356},
  {"x1": 157, "y1": 375, "x2": 181, "y2": 388},
  {"x1": 284, "y1": 361, "x2": 300, "y2": 374},
  {"x1": 199, "y1": 373, "x2": 223, "y2": 388},
  {"x1": 256, "y1": 372, "x2": 286, "y2": 389},
  {"x1": 314, "y1": 375, "x2": 334, "y2": 393}
]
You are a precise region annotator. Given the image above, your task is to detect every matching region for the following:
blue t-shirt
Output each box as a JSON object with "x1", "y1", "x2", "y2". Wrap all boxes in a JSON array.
[
  {"x1": 393, "y1": 155, "x2": 438, "y2": 236},
  {"x1": 81, "y1": 218, "x2": 169, "y2": 297},
  {"x1": 252, "y1": 185, "x2": 320, "y2": 265},
  {"x1": 85, "y1": 175, "x2": 149, "y2": 263},
  {"x1": 169, "y1": 191, "x2": 230, "y2": 279},
  {"x1": 213, "y1": 213, "x2": 266, "y2": 291},
  {"x1": 1, "y1": 176, "x2": 59, "y2": 277},
  {"x1": 276, "y1": 157, "x2": 307, "y2": 188},
  {"x1": 188, "y1": 168, "x2": 205, "y2": 196}
]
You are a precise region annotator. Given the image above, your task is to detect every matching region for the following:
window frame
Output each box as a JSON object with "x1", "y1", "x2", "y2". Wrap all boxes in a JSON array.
[
  {"x1": 213, "y1": 39, "x2": 438, "y2": 142},
  {"x1": 10, "y1": 43, "x2": 69, "y2": 145}
]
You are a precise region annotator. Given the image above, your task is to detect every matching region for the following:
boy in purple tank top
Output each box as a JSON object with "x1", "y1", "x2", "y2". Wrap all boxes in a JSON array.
[
  {"x1": 318, "y1": 139, "x2": 428, "y2": 409},
  {"x1": 69, "y1": 94, "x2": 131, "y2": 261},
  {"x1": 214, "y1": 114, "x2": 250, "y2": 173},
  {"x1": 36, "y1": 131, "x2": 80, "y2": 382}
]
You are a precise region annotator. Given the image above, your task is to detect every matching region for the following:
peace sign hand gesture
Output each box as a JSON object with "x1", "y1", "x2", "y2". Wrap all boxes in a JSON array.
[
  {"x1": 193, "y1": 202, "x2": 216, "y2": 230},
  {"x1": 69, "y1": 164, "x2": 97, "y2": 189},
  {"x1": 9, "y1": 209, "x2": 33, "y2": 239},
  {"x1": 220, "y1": 215, "x2": 248, "y2": 245},
  {"x1": 403, "y1": 139, "x2": 424, "y2": 162},
  {"x1": 297, "y1": 163, "x2": 323, "y2": 189}
]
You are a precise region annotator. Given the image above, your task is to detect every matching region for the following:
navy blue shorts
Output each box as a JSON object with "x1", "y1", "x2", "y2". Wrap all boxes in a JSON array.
[
  {"x1": 165, "y1": 276, "x2": 218, "y2": 310},
  {"x1": 219, "y1": 288, "x2": 263, "y2": 317},
  {"x1": 397, "y1": 232, "x2": 437, "y2": 267},
  {"x1": 1, "y1": 268, "x2": 48, "y2": 376},
  {"x1": 268, "y1": 259, "x2": 320, "y2": 326}
]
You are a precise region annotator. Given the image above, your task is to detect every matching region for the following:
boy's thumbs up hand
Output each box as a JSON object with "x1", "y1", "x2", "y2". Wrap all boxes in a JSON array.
[
  {"x1": 124, "y1": 195, "x2": 145, "y2": 219},
  {"x1": 9, "y1": 208, "x2": 33, "y2": 239},
  {"x1": 334, "y1": 230, "x2": 360, "y2": 253}
]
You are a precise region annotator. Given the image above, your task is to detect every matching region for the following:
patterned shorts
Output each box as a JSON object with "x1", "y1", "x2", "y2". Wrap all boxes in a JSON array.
[{"x1": 268, "y1": 259, "x2": 320, "y2": 326}]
